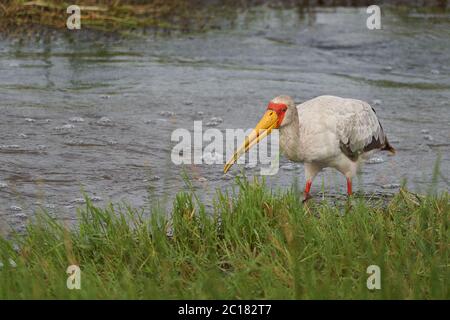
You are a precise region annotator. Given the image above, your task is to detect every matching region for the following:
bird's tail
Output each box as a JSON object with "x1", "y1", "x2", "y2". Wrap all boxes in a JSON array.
[{"x1": 382, "y1": 136, "x2": 396, "y2": 155}]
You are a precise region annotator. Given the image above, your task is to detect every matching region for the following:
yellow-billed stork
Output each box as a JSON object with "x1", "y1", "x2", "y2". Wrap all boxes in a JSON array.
[{"x1": 224, "y1": 95, "x2": 396, "y2": 201}]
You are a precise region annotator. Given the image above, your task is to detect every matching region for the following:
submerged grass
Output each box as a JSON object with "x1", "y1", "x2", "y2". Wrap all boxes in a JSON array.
[{"x1": 0, "y1": 177, "x2": 448, "y2": 299}]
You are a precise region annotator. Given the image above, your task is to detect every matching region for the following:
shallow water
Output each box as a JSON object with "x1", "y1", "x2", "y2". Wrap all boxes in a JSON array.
[{"x1": 0, "y1": 7, "x2": 449, "y2": 232}]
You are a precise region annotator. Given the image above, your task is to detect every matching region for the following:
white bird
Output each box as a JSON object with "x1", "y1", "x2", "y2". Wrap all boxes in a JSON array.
[{"x1": 224, "y1": 95, "x2": 395, "y2": 201}]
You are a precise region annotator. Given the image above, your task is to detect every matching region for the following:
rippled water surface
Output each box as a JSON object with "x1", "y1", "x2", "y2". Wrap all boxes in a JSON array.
[{"x1": 0, "y1": 7, "x2": 449, "y2": 232}]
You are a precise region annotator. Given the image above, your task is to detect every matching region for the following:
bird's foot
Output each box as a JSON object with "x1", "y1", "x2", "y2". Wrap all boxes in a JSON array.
[
  {"x1": 345, "y1": 194, "x2": 354, "y2": 212},
  {"x1": 302, "y1": 193, "x2": 312, "y2": 203}
]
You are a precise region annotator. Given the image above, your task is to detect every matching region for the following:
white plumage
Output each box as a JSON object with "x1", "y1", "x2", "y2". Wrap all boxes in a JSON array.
[
  {"x1": 224, "y1": 95, "x2": 395, "y2": 200},
  {"x1": 277, "y1": 95, "x2": 395, "y2": 199}
]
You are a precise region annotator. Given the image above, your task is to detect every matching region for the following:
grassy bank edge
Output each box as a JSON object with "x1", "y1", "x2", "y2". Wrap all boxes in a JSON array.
[{"x1": 0, "y1": 177, "x2": 448, "y2": 299}]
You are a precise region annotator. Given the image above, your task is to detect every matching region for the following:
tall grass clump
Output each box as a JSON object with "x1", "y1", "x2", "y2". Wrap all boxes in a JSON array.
[{"x1": 0, "y1": 177, "x2": 448, "y2": 299}]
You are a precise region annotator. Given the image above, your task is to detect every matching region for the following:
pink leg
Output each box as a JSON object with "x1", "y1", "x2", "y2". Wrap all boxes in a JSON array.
[
  {"x1": 303, "y1": 179, "x2": 312, "y2": 202},
  {"x1": 347, "y1": 178, "x2": 352, "y2": 196}
]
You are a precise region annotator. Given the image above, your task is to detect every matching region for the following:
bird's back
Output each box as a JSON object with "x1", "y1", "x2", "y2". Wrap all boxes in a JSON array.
[
  {"x1": 297, "y1": 95, "x2": 372, "y2": 117},
  {"x1": 295, "y1": 95, "x2": 393, "y2": 162}
]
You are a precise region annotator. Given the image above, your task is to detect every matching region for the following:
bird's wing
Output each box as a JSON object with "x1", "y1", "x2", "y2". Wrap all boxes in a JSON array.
[{"x1": 335, "y1": 99, "x2": 386, "y2": 160}]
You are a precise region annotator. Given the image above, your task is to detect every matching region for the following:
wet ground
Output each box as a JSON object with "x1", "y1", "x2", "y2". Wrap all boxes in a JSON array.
[{"x1": 0, "y1": 6, "x2": 449, "y2": 233}]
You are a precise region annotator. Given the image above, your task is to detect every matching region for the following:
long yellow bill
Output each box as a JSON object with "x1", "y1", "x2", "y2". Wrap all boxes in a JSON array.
[{"x1": 223, "y1": 110, "x2": 279, "y2": 174}]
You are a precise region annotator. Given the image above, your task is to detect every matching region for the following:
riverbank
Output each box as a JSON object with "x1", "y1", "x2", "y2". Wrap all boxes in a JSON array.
[
  {"x1": 1, "y1": 0, "x2": 448, "y2": 36},
  {"x1": 0, "y1": 0, "x2": 215, "y2": 35},
  {"x1": 0, "y1": 178, "x2": 448, "y2": 299}
]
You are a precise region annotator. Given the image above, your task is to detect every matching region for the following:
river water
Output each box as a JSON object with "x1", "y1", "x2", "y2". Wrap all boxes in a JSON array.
[{"x1": 0, "y1": 6, "x2": 449, "y2": 233}]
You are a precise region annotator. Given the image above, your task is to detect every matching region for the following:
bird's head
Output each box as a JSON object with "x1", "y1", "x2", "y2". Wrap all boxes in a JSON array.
[{"x1": 223, "y1": 95, "x2": 295, "y2": 173}]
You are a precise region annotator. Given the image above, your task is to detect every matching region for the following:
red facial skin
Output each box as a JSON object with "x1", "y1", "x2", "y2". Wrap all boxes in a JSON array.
[{"x1": 267, "y1": 102, "x2": 288, "y2": 127}]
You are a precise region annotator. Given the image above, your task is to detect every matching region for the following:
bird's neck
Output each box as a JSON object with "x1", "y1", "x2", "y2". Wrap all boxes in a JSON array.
[{"x1": 279, "y1": 107, "x2": 303, "y2": 162}]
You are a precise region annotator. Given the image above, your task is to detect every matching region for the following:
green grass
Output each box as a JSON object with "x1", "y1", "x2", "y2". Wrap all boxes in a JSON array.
[{"x1": 0, "y1": 177, "x2": 448, "y2": 299}]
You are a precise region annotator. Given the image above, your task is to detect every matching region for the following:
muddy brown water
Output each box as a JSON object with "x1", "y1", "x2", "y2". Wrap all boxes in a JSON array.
[{"x1": 0, "y1": 7, "x2": 449, "y2": 233}]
